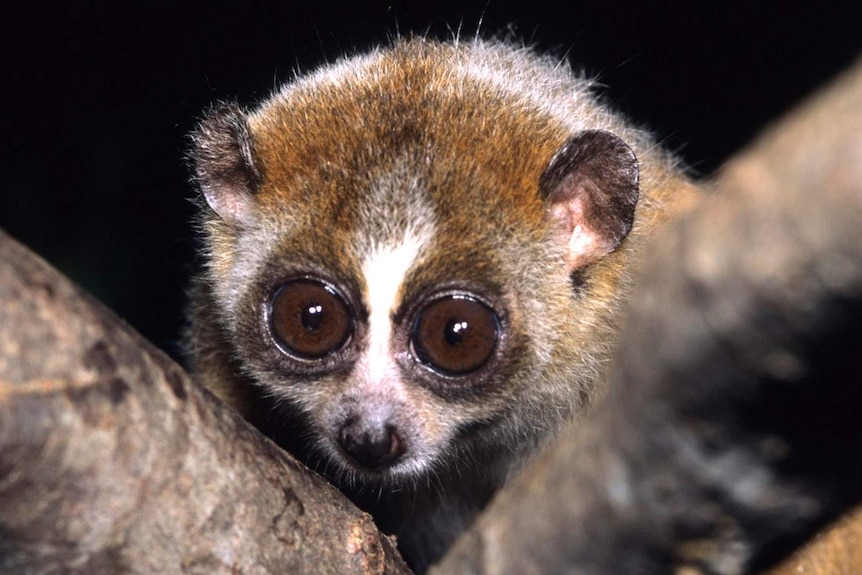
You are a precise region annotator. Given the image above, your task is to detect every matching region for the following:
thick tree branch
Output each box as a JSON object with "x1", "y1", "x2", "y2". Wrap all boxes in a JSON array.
[
  {"x1": 431, "y1": 56, "x2": 862, "y2": 575},
  {"x1": 0, "y1": 231, "x2": 411, "y2": 575}
]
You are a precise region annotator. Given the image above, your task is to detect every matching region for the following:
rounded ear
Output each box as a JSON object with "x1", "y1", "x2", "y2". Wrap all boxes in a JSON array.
[
  {"x1": 191, "y1": 102, "x2": 261, "y2": 227},
  {"x1": 540, "y1": 130, "x2": 640, "y2": 273}
]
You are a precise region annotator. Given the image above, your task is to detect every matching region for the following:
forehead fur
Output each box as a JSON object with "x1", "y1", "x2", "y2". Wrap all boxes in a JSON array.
[{"x1": 226, "y1": 38, "x2": 657, "y2": 307}]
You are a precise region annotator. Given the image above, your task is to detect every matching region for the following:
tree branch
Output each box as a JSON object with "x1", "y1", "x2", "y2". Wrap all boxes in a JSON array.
[
  {"x1": 431, "y1": 55, "x2": 862, "y2": 575},
  {"x1": 0, "y1": 231, "x2": 411, "y2": 575}
]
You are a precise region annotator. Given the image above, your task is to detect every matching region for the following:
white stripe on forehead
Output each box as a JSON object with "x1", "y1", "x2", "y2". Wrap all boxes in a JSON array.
[
  {"x1": 361, "y1": 226, "x2": 433, "y2": 379},
  {"x1": 352, "y1": 145, "x2": 437, "y2": 379}
]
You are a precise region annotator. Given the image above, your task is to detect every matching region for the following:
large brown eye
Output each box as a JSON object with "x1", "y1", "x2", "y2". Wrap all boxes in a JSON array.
[
  {"x1": 269, "y1": 280, "x2": 352, "y2": 359},
  {"x1": 412, "y1": 295, "x2": 499, "y2": 376}
]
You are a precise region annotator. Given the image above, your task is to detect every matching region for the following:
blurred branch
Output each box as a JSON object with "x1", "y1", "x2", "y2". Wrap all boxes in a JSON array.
[{"x1": 431, "y1": 55, "x2": 862, "y2": 575}]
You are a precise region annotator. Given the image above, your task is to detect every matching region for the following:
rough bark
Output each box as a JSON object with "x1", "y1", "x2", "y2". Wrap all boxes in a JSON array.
[
  {"x1": 763, "y1": 505, "x2": 862, "y2": 575},
  {"x1": 0, "y1": 231, "x2": 411, "y2": 575},
  {"x1": 2, "y1": 55, "x2": 861, "y2": 575},
  {"x1": 430, "y1": 56, "x2": 862, "y2": 575}
]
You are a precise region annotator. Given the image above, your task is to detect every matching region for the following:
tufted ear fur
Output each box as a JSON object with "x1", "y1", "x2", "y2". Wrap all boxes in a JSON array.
[
  {"x1": 540, "y1": 130, "x2": 640, "y2": 273},
  {"x1": 191, "y1": 102, "x2": 261, "y2": 227}
]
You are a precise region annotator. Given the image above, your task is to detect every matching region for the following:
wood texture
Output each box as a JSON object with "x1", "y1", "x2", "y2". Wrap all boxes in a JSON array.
[{"x1": 0, "y1": 231, "x2": 411, "y2": 575}]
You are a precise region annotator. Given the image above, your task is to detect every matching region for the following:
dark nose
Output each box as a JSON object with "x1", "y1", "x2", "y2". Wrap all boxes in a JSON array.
[{"x1": 337, "y1": 419, "x2": 406, "y2": 470}]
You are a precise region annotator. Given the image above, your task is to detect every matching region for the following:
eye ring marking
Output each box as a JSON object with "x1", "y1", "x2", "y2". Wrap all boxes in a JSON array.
[
  {"x1": 269, "y1": 279, "x2": 352, "y2": 360},
  {"x1": 411, "y1": 294, "x2": 500, "y2": 376}
]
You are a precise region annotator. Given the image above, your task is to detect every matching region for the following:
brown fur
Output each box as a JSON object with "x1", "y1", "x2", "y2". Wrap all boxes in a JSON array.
[{"x1": 187, "y1": 38, "x2": 699, "y2": 571}]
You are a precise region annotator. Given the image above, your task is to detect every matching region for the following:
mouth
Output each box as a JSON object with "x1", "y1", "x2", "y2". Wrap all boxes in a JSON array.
[{"x1": 320, "y1": 434, "x2": 436, "y2": 484}]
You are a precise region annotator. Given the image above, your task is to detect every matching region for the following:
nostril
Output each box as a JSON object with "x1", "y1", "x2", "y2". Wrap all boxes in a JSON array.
[
  {"x1": 337, "y1": 421, "x2": 406, "y2": 470},
  {"x1": 384, "y1": 425, "x2": 405, "y2": 461}
]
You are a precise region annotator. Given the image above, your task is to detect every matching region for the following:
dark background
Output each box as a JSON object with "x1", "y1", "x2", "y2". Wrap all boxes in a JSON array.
[{"x1": 1, "y1": 2, "x2": 859, "y2": 361}]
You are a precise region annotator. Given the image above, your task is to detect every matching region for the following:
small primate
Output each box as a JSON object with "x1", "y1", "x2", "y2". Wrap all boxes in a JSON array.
[{"x1": 188, "y1": 37, "x2": 697, "y2": 571}]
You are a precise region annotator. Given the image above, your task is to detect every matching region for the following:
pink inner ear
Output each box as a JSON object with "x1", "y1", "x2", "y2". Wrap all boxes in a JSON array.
[
  {"x1": 203, "y1": 184, "x2": 256, "y2": 228},
  {"x1": 549, "y1": 194, "x2": 614, "y2": 273},
  {"x1": 541, "y1": 131, "x2": 640, "y2": 273}
]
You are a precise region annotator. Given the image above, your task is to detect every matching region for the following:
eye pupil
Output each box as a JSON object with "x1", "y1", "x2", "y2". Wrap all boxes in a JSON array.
[
  {"x1": 270, "y1": 280, "x2": 352, "y2": 359},
  {"x1": 445, "y1": 320, "x2": 468, "y2": 346},
  {"x1": 413, "y1": 295, "x2": 499, "y2": 376},
  {"x1": 302, "y1": 304, "x2": 324, "y2": 331}
]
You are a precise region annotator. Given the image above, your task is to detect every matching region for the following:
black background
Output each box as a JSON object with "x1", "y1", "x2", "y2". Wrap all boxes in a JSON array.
[{"x1": 1, "y1": 2, "x2": 859, "y2": 361}]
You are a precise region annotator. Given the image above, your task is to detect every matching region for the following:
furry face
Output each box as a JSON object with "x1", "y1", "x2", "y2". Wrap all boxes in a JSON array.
[{"x1": 187, "y1": 37, "x2": 694, "y2": 572}]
